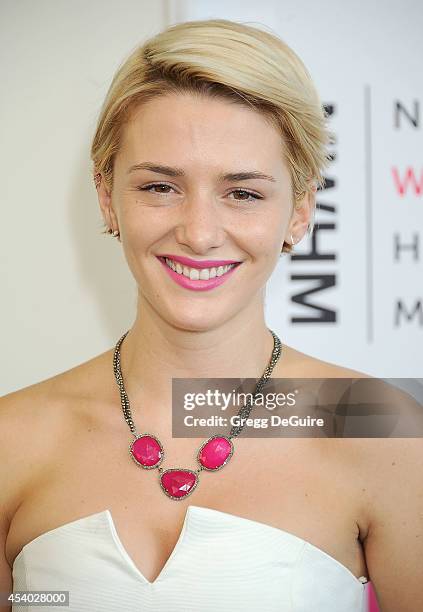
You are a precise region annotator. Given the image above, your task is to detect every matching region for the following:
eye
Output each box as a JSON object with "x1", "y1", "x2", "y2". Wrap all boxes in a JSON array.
[
  {"x1": 137, "y1": 183, "x2": 175, "y2": 194},
  {"x1": 229, "y1": 189, "x2": 262, "y2": 203}
]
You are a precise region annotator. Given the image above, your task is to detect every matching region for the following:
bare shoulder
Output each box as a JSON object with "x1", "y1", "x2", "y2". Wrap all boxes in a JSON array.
[
  {"x1": 294, "y1": 351, "x2": 423, "y2": 461},
  {"x1": 280, "y1": 344, "x2": 372, "y2": 379},
  {"x1": 296, "y1": 352, "x2": 422, "y2": 426},
  {"x1": 0, "y1": 368, "x2": 80, "y2": 444},
  {"x1": 0, "y1": 349, "x2": 113, "y2": 514},
  {"x1": 0, "y1": 379, "x2": 68, "y2": 517}
]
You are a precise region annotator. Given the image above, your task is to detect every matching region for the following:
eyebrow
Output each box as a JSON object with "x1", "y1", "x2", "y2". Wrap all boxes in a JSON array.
[{"x1": 126, "y1": 162, "x2": 277, "y2": 183}]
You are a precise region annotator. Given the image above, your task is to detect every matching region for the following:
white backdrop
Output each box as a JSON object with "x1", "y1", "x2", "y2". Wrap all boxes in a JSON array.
[
  {"x1": 1, "y1": 0, "x2": 422, "y2": 397},
  {"x1": 0, "y1": 0, "x2": 168, "y2": 394}
]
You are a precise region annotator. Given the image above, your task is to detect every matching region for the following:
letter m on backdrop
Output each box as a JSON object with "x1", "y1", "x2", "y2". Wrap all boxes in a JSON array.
[{"x1": 290, "y1": 275, "x2": 336, "y2": 323}]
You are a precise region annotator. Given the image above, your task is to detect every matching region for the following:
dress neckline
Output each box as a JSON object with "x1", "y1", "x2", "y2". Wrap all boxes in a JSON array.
[{"x1": 13, "y1": 505, "x2": 368, "y2": 587}]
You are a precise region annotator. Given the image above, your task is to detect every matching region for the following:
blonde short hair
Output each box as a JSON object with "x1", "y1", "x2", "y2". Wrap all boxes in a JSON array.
[{"x1": 90, "y1": 19, "x2": 332, "y2": 253}]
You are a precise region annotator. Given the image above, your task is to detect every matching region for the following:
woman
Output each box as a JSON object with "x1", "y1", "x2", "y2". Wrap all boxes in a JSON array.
[{"x1": 1, "y1": 18, "x2": 422, "y2": 612}]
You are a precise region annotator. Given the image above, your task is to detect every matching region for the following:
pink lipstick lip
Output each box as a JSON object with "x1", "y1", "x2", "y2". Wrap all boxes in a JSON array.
[
  {"x1": 157, "y1": 256, "x2": 241, "y2": 292},
  {"x1": 157, "y1": 254, "x2": 241, "y2": 269}
]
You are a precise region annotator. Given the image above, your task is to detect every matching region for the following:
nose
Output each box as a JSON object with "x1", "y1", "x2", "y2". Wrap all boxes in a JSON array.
[{"x1": 174, "y1": 194, "x2": 226, "y2": 255}]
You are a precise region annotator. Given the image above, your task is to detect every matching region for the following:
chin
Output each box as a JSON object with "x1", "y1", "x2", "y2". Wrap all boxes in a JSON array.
[{"x1": 162, "y1": 304, "x2": 234, "y2": 333}]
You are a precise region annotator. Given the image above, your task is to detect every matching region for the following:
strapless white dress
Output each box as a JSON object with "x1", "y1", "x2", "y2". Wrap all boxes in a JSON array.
[{"x1": 12, "y1": 505, "x2": 368, "y2": 611}]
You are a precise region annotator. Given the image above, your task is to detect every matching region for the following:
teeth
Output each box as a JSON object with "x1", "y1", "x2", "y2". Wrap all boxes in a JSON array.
[{"x1": 164, "y1": 258, "x2": 236, "y2": 280}]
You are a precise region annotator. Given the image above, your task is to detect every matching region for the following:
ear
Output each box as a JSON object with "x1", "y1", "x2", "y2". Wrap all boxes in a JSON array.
[
  {"x1": 95, "y1": 173, "x2": 119, "y2": 233},
  {"x1": 284, "y1": 184, "x2": 316, "y2": 245}
]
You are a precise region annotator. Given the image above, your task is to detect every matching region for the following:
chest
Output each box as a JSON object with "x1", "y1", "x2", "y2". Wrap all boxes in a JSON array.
[{"x1": 7, "y1": 421, "x2": 368, "y2": 584}]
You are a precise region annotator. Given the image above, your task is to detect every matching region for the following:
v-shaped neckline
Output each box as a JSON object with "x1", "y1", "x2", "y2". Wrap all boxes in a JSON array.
[
  {"x1": 104, "y1": 507, "x2": 190, "y2": 585},
  {"x1": 13, "y1": 505, "x2": 368, "y2": 588}
]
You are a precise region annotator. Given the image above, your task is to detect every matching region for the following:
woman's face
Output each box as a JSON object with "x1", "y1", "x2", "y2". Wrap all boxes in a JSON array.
[{"x1": 98, "y1": 92, "x2": 312, "y2": 331}]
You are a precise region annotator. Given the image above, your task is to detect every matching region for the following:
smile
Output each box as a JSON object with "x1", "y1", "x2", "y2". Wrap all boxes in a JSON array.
[
  {"x1": 156, "y1": 256, "x2": 242, "y2": 292},
  {"x1": 164, "y1": 256, "x2": 237, "y2": 279}
]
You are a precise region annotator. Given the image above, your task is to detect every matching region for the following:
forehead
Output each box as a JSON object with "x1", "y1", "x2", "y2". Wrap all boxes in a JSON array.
[{"x1": 116, "y1": 92, "x2": 288, "y2": 176}]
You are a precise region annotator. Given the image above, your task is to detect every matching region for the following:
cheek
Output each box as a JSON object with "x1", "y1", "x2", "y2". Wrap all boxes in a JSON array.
[
  {"x1": 242, "y1": 213, "x2": 285, "y2": 255},
  {"x1": 121, "y1": 203, "x2": 167, "y2": 248}
]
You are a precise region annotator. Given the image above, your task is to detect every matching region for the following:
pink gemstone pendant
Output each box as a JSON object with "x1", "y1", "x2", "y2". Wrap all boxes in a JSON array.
[
  {"x1": 197, "y1": 435, "x2": 234, "y2": 471},
  {"x1": 130, "y1": 433, "x2": 164, "y2": 469},
  {"x1": 160, "y1": 468, "x2": 199, "y2": 500}
]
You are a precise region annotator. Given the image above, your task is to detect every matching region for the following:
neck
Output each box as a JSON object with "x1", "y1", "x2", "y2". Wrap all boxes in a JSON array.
[{"x1": 117, "y1": 291, "x2": 278, "y2": 407}]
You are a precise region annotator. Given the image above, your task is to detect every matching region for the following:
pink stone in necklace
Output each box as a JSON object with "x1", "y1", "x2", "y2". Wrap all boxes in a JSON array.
[
  {"x1": 129, "y1": 433, "x2": 234, "y2": 499},
  {"x1": 113, "y1": 330, "x2": 282, "y2": 501}
]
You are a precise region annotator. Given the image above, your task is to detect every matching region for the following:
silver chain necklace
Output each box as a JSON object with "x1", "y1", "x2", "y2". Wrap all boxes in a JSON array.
[{"x1": 112, "y1": 329, "x2": 282, "y2": 500}]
